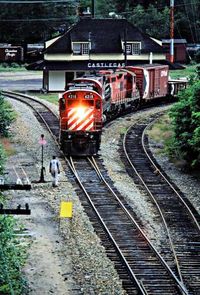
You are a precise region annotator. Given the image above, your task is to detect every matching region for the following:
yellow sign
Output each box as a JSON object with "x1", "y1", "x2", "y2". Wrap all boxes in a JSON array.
[{"x1": 60, "y1": 202, "x2": 73, "y2": 218}]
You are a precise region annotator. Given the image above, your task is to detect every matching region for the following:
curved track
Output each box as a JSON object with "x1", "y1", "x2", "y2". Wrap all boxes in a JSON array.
[
  {"x1": 2, "y1": 90, "x2": 60, "y2": 140},
  {"x1": 122, "y1": 113, "x2": 200, "y2": 294},
  {"x1": 67, "y1": 156, "x2": 189, "y2": 295},
  {"x1": 3, "y1": 91, "x2": 190, "y2": 294}
]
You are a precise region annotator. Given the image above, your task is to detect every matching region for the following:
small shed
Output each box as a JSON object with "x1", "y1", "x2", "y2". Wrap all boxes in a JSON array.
[{"x1": 162, "y1": 39, "x2": 187, "y2": 63}]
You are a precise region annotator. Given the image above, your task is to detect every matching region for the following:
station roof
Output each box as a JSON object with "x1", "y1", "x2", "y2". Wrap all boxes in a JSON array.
[{"x1": 45, "y1": 18, "x2": 164, "y2": 54}]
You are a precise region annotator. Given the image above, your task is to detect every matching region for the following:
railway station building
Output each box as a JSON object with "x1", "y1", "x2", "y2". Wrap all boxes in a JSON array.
[{"x1": 27, "y1": 18, "x2": 167, "y2": 92}]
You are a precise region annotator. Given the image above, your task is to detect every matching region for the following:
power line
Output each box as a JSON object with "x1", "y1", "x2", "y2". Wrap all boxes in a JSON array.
[
  {"x1": 0, "y1": 0, "x2": 77, "y2": 3},
  {"x1": 0, "y1": 18, "x2": 74, "y2": 21}
]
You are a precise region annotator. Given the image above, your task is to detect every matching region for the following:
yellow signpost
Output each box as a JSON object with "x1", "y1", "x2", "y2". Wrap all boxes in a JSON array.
[{"x1": 60, "y1": 201, "x2": 73, "y2": 218}]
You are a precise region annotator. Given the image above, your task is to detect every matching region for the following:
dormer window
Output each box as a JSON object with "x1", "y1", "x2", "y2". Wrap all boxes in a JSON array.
[
  {"x1": 124, "y1": 42, "x2": 141, "y2": 55},
  {"x1": 72, "y1": 42, "x2": 90, "y2": 55}
]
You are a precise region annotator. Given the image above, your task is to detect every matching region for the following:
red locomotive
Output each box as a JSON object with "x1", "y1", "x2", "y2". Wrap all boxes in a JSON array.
[{"x1": 59, "y1": 64, "x2": 185, "y2": 156}]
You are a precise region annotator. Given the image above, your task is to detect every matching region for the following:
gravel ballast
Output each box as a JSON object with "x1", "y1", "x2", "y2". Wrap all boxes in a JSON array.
[
  {"x1": 4, "y1": 96, "x2": 200, "y2": 294},
  {"x1": 5, "y1": 98, "x2": 126, "y2": 295}
]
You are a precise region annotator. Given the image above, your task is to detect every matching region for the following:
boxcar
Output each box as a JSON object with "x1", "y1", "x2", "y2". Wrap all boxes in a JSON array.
[{"x1": 126, "y1": 64, "x2": 169, "y2": 101}]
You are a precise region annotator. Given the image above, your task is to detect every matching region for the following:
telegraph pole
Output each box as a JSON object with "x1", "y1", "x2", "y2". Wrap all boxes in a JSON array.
[
  {"x1": 91, "y1": 0, "x2": 95, "y2": 18},
  {"x1": 170, "y1": 0, "x2": 174, "y2": 63}
]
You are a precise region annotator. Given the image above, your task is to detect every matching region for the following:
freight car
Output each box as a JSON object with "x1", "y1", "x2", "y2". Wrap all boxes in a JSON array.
[{"x1": 59, "y1": 64, "x2": 184, "y2": 156}]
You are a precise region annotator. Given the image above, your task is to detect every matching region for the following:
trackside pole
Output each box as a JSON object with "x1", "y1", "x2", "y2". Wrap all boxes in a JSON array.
[{"x1": 39, "y1": 134, "x2": 47, "y2": 183}]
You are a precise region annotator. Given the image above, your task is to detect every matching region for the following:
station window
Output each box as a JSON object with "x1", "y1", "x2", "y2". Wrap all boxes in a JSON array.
[
  {"x1": 72, "y1": 42, "x2": 90, "y2": 55},
  {"x1": 125, "y1": 42, "x2": 141, "y2": 55}
]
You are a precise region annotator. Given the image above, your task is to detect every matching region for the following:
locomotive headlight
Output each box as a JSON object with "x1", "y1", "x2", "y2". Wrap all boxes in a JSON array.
[{"x1": 76, "y1": 107, "x2": 86, "y2": 118}]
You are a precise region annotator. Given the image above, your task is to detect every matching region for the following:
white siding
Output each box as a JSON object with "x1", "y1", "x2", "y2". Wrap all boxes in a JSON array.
[{"x1": 49, "y1": 71, "x2": 65, "y2": 91}]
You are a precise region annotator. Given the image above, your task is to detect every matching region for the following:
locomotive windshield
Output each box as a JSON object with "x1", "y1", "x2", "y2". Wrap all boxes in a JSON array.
[{"x1": 66, "y1": 82, "x2": 100, "y2": 94}]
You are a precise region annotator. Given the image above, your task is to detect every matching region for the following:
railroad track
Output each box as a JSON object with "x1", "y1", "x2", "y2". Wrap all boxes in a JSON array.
[
  {"x1": 3, "y1": 91, "x2": 190, "y2": 294},
  {"x1": 122, "y1": 113, "x2": 200, "y2": 294},
  {"x1": 67, "y1": 156, "x2": 189, "y2": 295},
  {"x1": 2, "y1": 90, "x2": 60, "y2": 141}
]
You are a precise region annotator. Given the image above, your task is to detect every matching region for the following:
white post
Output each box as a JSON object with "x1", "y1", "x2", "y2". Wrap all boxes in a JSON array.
[
  {"x1": 170, "y1": 0, "x2": 174, "y2": 63},
  {"x1": 149, "y1": 52, "x2": 153, "y2": 64}
]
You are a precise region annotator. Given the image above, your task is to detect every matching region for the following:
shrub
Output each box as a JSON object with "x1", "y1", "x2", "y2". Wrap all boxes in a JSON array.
[
  {"x1": 0, "y1": 216, "x2": 27, "y2": 295},
  {"x1": 0, "y1": 92, "x2": 15, "y2": 137},
  {"x1": 0, "y1": 144, "x2": 6, "y2": 175},
  {"x1": 194, "y1": 49, "x2": 200, "y2": 63},
  {"x1": 169, "y1": 80, "x2": 200, "y2": 169}
]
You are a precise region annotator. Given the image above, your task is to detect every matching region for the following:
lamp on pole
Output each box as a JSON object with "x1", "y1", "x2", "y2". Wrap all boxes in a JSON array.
[
  {"x1": 39, "y1": 134, "x2": 46, "y2": 183},
  {"x1": 170, "y1": 0, "x2": 174, "y2": 63}
]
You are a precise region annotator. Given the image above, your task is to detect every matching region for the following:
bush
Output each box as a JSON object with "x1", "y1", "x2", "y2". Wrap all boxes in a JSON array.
[
  {"x1": 169, "y1": 80, "x2": 200, "y2": 169},
  {"x1": 0, "y1": 144, "x2": 6, "y2": 175},
  {"x1": 194, "y1": 49, "x2": 200, "y2": 63},
  {"x1": 0, "y1": 216, "x2": 27, "y2": 294},
  {"x1": 0, "y1": 92, "x2": 15, "y2": 137}
]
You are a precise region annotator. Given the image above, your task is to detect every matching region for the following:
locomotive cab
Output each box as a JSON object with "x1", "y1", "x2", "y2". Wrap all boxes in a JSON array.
[{"x1": 59, "y1": 79, "x2": 103, "y2": 156}]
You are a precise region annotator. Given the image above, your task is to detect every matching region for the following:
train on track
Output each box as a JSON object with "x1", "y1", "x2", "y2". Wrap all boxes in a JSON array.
[{"x1": 59, "y1": 63, "x2": 187, "y2": 156}]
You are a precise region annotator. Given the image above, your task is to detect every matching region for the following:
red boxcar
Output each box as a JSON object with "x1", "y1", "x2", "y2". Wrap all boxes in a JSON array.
[{"x1": 126, "y1": 64, "x2": 169, "y2": 101}]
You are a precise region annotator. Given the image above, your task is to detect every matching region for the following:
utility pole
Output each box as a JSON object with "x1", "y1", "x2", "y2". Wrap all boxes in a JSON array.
[
  {"x1": 124, "y1": 27, "x2": 127, "y2": 66},
  {"x1": 170, "y1": 0, "x2": 174, "y2": 63},
  {"x1": 92, "y1": 0, "x2": 95, "y2": 18}
]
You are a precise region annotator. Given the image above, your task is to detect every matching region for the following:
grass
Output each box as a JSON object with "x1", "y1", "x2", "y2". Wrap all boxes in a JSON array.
[
  {"x1": 147, "y1": 114, "x2": 174, "y2": 155},
  {"x1": 28, "y1": 92, "x2": 59, "y2": 104},
  {"x1": 0, "y1": 63, "x2": 27, "y2": 72},
  {"x1": 147, "y1": 114, "x2": 190, "y2": 170},
  {"x1": 169, "y1": 63, "x2": 199, "y2": 79}
]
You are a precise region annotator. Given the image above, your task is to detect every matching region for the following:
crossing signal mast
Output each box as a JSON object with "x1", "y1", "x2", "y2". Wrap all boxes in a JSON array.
[{"x1": 170, "y1": 0, "x2": 174, "y2": 63}]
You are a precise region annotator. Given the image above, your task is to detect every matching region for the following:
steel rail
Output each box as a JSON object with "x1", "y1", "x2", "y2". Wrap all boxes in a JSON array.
[
  {"x1": 68, "y1": 156, "x2": 148, "y2": 295},
  {"x1": 2, "y1": 91, "x2": 189, "y2": 294},
  {"x1": 142, "y1": 118, "x2": 200, "y2": 232},
  {"x1": 123, "y1": 121, "x2": 186, "y2": 286},
  {"x1": 88, "y1": 156, "x2": 188, "y2": 295},
  {"x1": 2, "y1": 90, "x2": 60, "y2": 146}
]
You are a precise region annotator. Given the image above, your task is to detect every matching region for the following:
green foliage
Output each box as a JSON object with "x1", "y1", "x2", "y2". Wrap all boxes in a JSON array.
[
  {"x1": 194, "y1": 50, "x2": 200, "y2": 63},
  {"x1": 169, "y1": 80, "x2": 200, "y2": 169},
  {"x1": 0, "y1": 2, "x2": 76, "y2": 43},
  {"x1": 0, "y1": 0, "x2": 200, "y2": 43},
  {"x1": 0, "y1": 92, "x2": 15, "y2": 137},
  {"x1": 127, "y1": 5, "x2": 170, "y2": 39},
  {"x1": 0, "y1": 144, "x2": 6, "y2": 175},
  {"x1": 169, "y1": 65, "x2": 198, "y2": 80},
  {"x1": 0, "y1": 216, "x2": 27, "y2": 295}
]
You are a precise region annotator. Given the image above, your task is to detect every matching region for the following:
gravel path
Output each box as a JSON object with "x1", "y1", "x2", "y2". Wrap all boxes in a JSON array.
[
  {"x1": 3, "y1": 95, "x2": 200, "y2": 294},
  {"x1": 5, "y1": 98, "x2": 126, "y2": 295}
]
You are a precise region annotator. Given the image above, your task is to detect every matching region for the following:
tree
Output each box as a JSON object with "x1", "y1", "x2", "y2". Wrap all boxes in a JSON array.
[
  {"x1": 0, "y1": 2, "x2": 76, "y2": 44},
  {"x1": 127, "y1": 5, "x2": 170, "y2": 39},
  {"x1": 169, "y1": 79, "x2": 200, "y2": 169}
]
